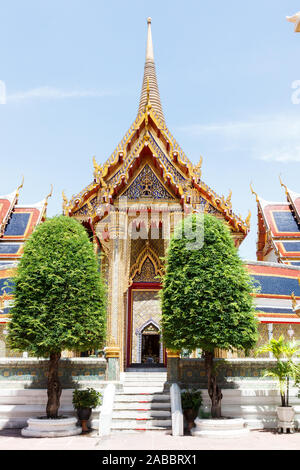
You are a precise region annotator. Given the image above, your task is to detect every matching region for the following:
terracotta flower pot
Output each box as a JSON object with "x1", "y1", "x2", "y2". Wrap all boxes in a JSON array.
[
  {"x1": 183, "y1": 408, "x2": 198, "y2": 431},
  {"x1": 77, "y1": 407, "x2": 92, "y2": 432}
]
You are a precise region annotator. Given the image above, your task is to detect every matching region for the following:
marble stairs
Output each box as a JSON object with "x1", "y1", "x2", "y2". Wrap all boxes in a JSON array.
[{"x1": 111, "y1": 369, "x2": 172, "y2": 433}]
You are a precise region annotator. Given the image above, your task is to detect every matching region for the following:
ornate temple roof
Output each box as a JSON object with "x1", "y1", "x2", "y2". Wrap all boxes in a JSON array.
[
  {"x1": 66, "y1": 19, "x2": 250, "y2": 242},
  {"x1": 0, "y1": 182, "x2": 52, "y2": 321},
  {"x1": 251, "y1": 180, "x2": 300, "y2": 265},
  {"x1": 246, "y1": 260, "x2": 300, "y2": 324},
  {"x1": 0, "y1": 182, "x2": 52, "y2": 268}
]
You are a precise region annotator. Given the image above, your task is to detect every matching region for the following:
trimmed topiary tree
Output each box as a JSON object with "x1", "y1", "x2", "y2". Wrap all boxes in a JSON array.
[
  {"x1": 7, "y1": 215, "x2": 106, "y2": 419},
  {"x1": 161, "y1": 213, "x2": 258, "y2": 418}
]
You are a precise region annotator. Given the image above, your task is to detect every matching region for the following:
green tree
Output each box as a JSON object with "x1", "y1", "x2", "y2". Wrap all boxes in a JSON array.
[
  {"x1": 161, "y1": 213, "x2": 258, "y2": 418},
  {"x1": 7, "y1": 216, "x2": 106, "y2": 418}
]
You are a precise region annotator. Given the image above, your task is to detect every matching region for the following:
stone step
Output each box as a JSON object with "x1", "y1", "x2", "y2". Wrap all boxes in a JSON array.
[
  {"x1": 114, "y1": 402, "x2": 171, "y2": 410},
  {"x1": 123, "y1": 387, "x2": 166, "y2": 394},
  {"x1": 114, "y1": 393, "x2": 170, "y2": 402},
  {"x1": 109, "y1": 428, "x2": 172, "y2": 434},
  {"x1": 111, "y1": 419, "x2": 172, "y2": 430},
  {"x1": 112, "y1": 410, "x2": 171, "y2": 419}
]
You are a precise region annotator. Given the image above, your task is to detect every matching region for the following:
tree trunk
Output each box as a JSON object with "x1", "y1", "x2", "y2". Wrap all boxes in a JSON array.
[
  {"x1": 204, "y1": 350, "x2": 223, "y2": 418},
  {"x1": 46, "y1": 352, "x2": 62, "y2": 419}
]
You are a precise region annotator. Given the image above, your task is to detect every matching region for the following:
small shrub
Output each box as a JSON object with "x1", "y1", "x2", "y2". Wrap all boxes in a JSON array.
[
  {"x1": 72, "y1": 388, "x2": 102, "y2": 409},
  {"x1": 181, "y1": 389, "x2": 202, "y2": 411}
]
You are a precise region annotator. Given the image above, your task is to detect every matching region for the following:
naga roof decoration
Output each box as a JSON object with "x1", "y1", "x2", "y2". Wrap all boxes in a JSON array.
[
  {"x1": 67, "y1": 19, "x2": 250, "y2": 241},
  {"x1": 251, "y1": 180, "x2": 300, "y2": 265}
]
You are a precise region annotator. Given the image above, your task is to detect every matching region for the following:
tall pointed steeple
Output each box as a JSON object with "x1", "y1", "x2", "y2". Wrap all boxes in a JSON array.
[{"x1": 138, "y1": 18, "x2": 165, "y2": 123}]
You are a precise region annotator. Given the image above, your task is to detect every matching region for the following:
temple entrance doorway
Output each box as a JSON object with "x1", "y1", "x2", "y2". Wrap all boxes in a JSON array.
[{"x1": 141, "y1": 324, "x2": 160, "y2": 364}]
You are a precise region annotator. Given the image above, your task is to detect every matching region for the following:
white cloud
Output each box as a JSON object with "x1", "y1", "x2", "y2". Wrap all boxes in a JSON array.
[
  {"x1": 178, "y1": 114, "x2": 300, "y2": 162},
  {"x1": 6, "y1": 86, "x2": 114, "y2": 102}
]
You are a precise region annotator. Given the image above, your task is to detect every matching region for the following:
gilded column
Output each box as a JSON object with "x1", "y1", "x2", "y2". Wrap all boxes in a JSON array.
[{"x1": 105, "y1": 209, "x2": 128, "y2": 379}]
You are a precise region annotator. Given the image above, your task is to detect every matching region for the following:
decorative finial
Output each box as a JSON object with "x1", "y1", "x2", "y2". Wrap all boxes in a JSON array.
[
  {"x1": 250, "y1": 182, "x2": 259, "y2": 203},
  {"x1": 226, "y1": 189, "x2": 232, "y2": 207},
  {"x1": 147, "y1": 17, "x2": 152, "y2": 24},
  {"x1": 45, "y1": 184, "x2": 53, "y2": 207},
  {"x1": 279, "y1": 174, "x2": 288, "y2": 197},
  {"x1": 62, "y1": 191, "x2": 69, "y2": 216},
  {"x1": 245, "y1": 210, "x2": 251, "y2": 228},
  {"x1": 287, "y1": 12, "x2": 300, "y2": 32},
  {"x1": 16, "y1": 176, "x2": 24, "y2": 197}
]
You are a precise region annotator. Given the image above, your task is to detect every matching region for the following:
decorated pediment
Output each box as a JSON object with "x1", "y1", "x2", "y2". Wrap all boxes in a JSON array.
[{"x1": 121, "y1": 164, "x2": 175, "y2": 201}]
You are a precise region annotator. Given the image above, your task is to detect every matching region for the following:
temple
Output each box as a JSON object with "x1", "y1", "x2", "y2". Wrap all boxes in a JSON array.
[
  {"x1": 0, "y1": 181, "x2": 52, "y2": 356},
  {"x1": 1, "y1": 19, "x2": 300, "y2": 370}
]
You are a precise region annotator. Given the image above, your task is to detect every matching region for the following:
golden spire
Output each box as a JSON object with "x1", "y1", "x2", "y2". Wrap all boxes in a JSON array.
[{"x1": 138, "y1": 18, "x2": 165, "y2": 123}]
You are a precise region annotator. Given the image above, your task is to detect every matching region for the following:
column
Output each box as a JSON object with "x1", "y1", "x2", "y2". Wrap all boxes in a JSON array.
[
  {"x1": 105, "y1": 209, "x2": 128, "y2": 380},
  {"x1": 167, "y1": 349, "x2": 181, "y2": 383}
]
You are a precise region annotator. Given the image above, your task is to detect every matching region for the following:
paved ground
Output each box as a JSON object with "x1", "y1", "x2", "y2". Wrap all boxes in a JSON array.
[{"x1": 0, "y1": 428, "x2": 299, "y2": 450}]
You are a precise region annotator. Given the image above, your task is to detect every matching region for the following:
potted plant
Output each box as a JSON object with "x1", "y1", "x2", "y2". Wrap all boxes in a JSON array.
[
  {"x1": 256, "y1": 336, "x2": 300, "y2": 431},
  {"x1": 181, "y1": 389, "x2": 203, "y2": 431},
  {"x1": 73, "y1": 388, "x2": 102, "y2": 432}
]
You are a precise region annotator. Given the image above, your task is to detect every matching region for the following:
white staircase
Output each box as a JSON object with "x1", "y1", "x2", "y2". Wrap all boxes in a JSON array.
[{"x1": 111, "y1": 369, "x2": 171, "y2": 433}]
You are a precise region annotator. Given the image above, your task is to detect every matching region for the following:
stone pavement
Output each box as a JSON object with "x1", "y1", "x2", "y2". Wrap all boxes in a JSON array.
[{"x1": 0, "y1": 428, "x2": 299, "y2": 450}]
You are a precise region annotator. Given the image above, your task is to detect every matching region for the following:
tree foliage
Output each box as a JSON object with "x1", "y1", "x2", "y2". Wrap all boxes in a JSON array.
[
  {"x1": 161, "y1": 213, "x2": 259, "y2": 353},
  {"x1": 7, "y1": 215, "x2": 106, "y2": 356}
]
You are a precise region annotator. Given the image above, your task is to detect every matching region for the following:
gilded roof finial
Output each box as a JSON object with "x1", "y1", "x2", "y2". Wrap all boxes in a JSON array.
[
  {"x1": 194, "y1": 156, "x2": 203, "y2": 178},
  {"x1": 286, "y1": 12, "x2": 300, "y2": 32},
  {"x1": 226, "y1": 189, "x2": 232, "y2": 208},
  {"x1": 45, "y1": 184, "x2": 53, "y2": 207},
  {"x1": 62, "y1": 191, "x2": 69, "y2": 216},
  {"x1": 279, "y1": 174, "x2": 289, "y2": 197},
  {"x1": 92, "y1": 156, "x2": 107, "y2": 188},
  {"x1": 250, "y1": 182, "x2": 259, "y2": 203},
  {"x1": 245, "y1": 210, "x2": 251, "y2": 228},
  {"x1": 16, "y1": 175, "x2": 24, "y2": 198}
]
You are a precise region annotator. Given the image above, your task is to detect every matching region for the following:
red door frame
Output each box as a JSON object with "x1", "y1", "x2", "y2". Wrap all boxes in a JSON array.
[{"x1": 126, "y1": 282, "x2": 167, "y2": 367}]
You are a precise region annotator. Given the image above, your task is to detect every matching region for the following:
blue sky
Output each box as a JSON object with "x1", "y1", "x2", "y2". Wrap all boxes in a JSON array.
[{"x1": 1, "y1": 0, "x2": 300, "y2": 260}]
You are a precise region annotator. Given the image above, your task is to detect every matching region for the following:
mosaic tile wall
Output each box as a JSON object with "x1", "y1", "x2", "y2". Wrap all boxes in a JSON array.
[
  {"x1": 0, "y1": 358, "x2": 107, "y2": 388},
  {"x1": 176, "y1": 358, "x2": 300, "y2": 389}
]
